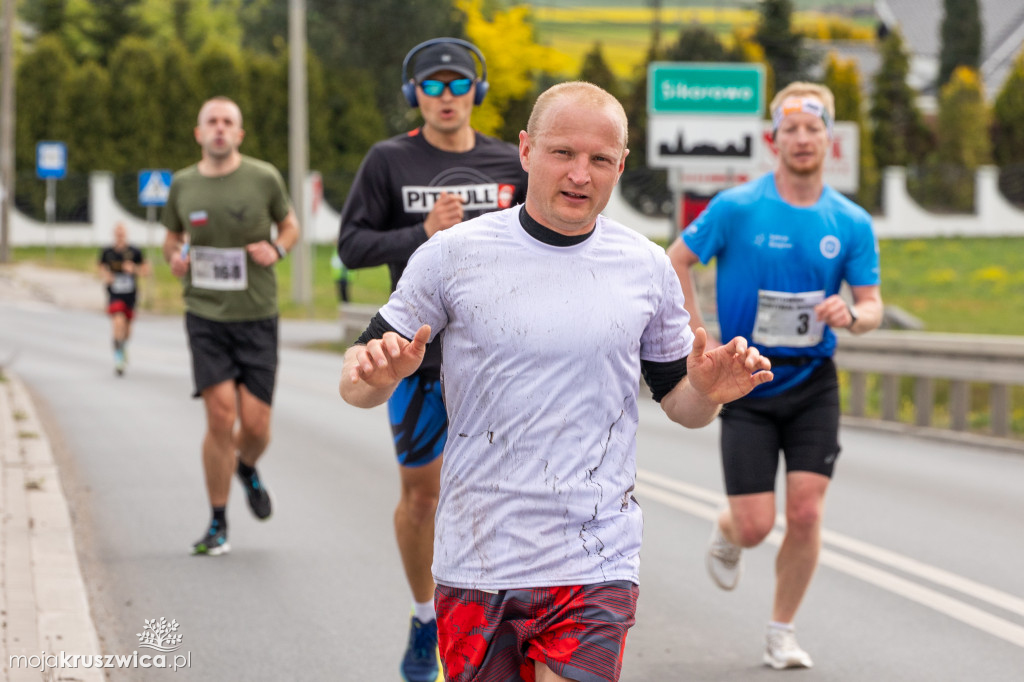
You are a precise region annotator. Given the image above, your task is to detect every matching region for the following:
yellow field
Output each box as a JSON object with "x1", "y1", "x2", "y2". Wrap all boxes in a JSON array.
[
  {"x1": 533, "y1": 7, "x2": 758, "y2": 25},
  {"x1": 532, "y1": 6, "x2": 875, "y2": 78}
]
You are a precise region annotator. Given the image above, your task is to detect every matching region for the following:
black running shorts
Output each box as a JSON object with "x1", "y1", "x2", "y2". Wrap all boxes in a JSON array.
[
  {"x1": 719, "y1": 359, "x2": 841, "y2": 496},
  {"x1": 185, "y1": 312, "x2": 278, "y2": 406}
]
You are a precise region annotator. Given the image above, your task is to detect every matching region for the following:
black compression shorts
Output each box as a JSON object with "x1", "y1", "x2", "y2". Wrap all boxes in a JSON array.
[
  {"x1": 719, "y1": 359, "x2": 841, "y2": 496},
  {"x1": 185, "y1": 312, "x2": 278, "y2": 405}
]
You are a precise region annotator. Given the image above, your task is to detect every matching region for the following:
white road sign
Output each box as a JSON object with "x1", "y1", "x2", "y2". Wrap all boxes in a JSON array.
[
  {"x1": 668, "y1": 121, "x2": 860, "y2": 194},
  {"x1": 648, "y1": 116, "x2": 763, "y2": 169}
]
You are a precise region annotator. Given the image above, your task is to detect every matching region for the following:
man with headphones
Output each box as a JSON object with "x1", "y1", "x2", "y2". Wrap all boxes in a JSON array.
[{"x1": 337, "y1": 37, "x2": 527, "y2": 682}]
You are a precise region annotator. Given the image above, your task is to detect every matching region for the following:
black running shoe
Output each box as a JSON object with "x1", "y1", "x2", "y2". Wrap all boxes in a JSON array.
[
  {"x1": 191, "y1": 520, "x2": 230, "y2": 556},
  {"x1": 237, "y1": 462, "x2": 273, "y2": 520}
]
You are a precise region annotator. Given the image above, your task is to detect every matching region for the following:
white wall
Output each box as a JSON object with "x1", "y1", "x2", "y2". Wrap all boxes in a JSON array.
[
  {"x1": 873, "y1": 166, "x2": 1024, "y2": 238},
  {"x1": 8, "y1": 172, "x2": 345, "y2": 248},
  {"x1": 7, "y1": 166, "x2": 1024, "y2": 247}
]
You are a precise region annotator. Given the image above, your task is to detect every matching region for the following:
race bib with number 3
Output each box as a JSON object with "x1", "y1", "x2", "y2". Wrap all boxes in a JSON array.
[
  {"x1": 190, "y1": 246, "x2": 248, "y2": 291},
  {"x1": 752, "y1": 289, "x2": 825, "y2": 348}
]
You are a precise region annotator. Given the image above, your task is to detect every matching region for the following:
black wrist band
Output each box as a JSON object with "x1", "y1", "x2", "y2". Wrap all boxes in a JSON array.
[{"x1": 273, "y1": 242, "x2": 287, "y2": 260}]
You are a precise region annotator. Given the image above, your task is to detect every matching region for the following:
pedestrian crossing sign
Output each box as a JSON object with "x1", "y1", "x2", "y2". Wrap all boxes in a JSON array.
[{"x1": 138, "y1": 170, "x2": 173, "y2": 207}]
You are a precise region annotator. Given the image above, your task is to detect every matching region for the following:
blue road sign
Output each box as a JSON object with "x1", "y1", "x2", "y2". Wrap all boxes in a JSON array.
[
  {"x1": 138, "y1": 169, "x2": 173, "y2": 207},
  {"x1": 36, "y1": 141, "x2": 67, "y2": 180}
]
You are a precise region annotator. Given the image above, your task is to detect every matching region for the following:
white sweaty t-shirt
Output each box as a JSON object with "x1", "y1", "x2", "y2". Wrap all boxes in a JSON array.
[{"x1": 379, "y1": 205, "x2": 694, "y2": 589}]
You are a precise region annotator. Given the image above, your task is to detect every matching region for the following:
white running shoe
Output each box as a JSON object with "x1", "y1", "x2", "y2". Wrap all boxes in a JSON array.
[
  {"x1": 764, "y1": 626, "x2": 814, "y2": 670},
  {"x1": 706, "y1": 523, "x2": 743, "y2": 590}
]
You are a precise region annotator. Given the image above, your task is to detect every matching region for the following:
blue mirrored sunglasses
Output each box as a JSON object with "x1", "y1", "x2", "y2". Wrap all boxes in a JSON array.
[{"x1": 419, "y1": 78, "x2": 474, "y2": 98}]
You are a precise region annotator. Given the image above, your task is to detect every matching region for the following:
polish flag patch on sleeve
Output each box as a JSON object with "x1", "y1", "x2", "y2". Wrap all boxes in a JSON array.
[{"x1": 189, "y1": 211, "x2": 209, "y2": 227}]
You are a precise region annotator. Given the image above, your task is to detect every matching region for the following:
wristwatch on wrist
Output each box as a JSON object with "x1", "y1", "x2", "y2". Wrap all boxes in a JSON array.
[
  {"x1": 845, "y1": 302, "x2": 859, "y2": 329},
  {"x1": 273, "y1": 242, "x2": 287, "y2": 260}
]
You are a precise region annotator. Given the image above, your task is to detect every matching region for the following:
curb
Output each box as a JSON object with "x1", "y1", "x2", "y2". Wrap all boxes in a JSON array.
[{"x1": 1, "y1": 372, "x2": 104, "y2": 681}]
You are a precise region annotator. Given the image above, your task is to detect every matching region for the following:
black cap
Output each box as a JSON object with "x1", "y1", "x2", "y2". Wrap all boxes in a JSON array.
[{"x1": 413, "y1": 43, "x2": 478, "y2": 82}]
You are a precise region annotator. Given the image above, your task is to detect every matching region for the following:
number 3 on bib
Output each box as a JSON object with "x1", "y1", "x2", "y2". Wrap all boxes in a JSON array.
[{"x1": 752, "y1": 289, "x2": 825, "y2": 348}]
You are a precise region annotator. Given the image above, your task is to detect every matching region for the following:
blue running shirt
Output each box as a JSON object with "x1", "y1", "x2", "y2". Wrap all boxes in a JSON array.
[{"x1": 682, "y1": 173, "x2": 880, "y2": 397}]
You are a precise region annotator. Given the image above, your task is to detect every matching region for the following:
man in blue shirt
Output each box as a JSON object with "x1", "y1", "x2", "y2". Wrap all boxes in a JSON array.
[{"x1": 667, "y1": 82, "x2": 883, "y2": 670}]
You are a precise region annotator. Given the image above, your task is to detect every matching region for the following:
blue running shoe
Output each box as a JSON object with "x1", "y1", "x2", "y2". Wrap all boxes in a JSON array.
[
  {"x1": 191, "y1": 520, "x2": 230, "y2": 556},
  {"x1": 401, "y1": 616, "x2": 439, "y2": 682}
]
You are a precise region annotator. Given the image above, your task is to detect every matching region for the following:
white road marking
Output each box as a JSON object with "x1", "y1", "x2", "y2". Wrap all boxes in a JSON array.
[{"x1": 636, "y1": 469, "x2": 1024, "y2": 649}]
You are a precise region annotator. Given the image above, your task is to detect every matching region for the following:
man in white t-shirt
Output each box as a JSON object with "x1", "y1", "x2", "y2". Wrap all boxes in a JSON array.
[{"x1": 340, "y1": 81, "x2": 773, "y2": 682}]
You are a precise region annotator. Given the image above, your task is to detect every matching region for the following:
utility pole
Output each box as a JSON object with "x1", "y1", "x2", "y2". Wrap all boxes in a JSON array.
[
  {"x1": 288, "y1": 0, "x2": 313, "y2": 307},
  {"x1": 0, "y1": 0, "x2": 15, "y2": 263},
  {"x1": 649, "y1": 0, "x2": 662, "y2": 55}
]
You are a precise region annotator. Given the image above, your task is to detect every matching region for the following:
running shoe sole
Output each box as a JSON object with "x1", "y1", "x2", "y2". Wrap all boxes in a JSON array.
[
  {"x1": 192, "y1": 541, "x2": 230, "y2": 556},
  {"x1": 763, "y1": 650, "x2": 814, "y2": 669}
]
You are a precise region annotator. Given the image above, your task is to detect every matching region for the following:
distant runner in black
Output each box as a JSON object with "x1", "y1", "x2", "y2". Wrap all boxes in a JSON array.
[{"x1": 98, "y1": 222, "x2": 148, "y2": 376}]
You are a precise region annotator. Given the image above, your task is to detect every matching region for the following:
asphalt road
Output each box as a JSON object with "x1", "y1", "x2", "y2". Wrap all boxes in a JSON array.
[{"x1": 1, "y1": 298, "x2": 1022, "y2": 681}]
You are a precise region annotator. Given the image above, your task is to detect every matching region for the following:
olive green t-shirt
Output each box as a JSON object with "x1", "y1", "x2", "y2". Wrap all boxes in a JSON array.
[{"x1": 162, "y1": 156, "x2": 292, "y2": 322}]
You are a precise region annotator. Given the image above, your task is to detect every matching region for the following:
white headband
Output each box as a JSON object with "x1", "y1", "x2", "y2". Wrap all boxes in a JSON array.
[{"x1": 771, "y1": 96, "x2": 834, "y2": 138}]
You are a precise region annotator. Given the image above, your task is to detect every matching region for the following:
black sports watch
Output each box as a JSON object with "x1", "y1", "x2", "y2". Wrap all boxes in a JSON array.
[
  {"x1": 845, "y1": 302, "x2": 859, "y2": 329},
  {"x1": 273, "y1": 242, "x2": 287, "y2": 260}
]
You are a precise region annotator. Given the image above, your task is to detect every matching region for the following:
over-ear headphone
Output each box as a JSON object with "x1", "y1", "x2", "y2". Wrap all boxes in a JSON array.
[{"x1": 401, "y1": 38, "x2": 489, "y2": 108}]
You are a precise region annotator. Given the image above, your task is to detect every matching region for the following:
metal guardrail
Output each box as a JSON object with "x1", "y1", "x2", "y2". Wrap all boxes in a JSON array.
[
  {"x1": 339, "y1": 302, "x2": 381, "y2": 342},
  {"x1": 835, "y1": 330, "x2": 1024, "y2": 440},
  {"x1": 340, "y1": 304, "x2": 1024, "y2": 444}
]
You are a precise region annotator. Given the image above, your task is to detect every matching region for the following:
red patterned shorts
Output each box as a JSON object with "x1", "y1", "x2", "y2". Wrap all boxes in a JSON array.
[
  {"x1": 107, "y1": 299, "x2": 135, "y2": 320},
  {"x1": 436, "y1": 581, "x2": 639, "y2": 682}
]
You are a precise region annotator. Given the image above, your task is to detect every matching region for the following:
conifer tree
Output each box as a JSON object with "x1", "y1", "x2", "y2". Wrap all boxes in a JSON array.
[
  {"x1": 193, "y1": 40, "x2": 249, "y2": 115},
  {"x1": 245, "y1": 51, "x2": 287, "y2": 169},
  {"x1": 824, "y1": 53, "x2": 879, "y2": 210},
  {"x1": 991, "y1": 49, "x2": 1024, "y2": 166},
  {"x1": 108, "y1": 37, "x2": 163, "y2": 174},
  {"x1": 664, "y1": 24, "x2": 735, "y2": 62},
  {"x1": 14, "y1": 36, "x2": 74, "y2": 216},
  {"x1": 87, "y1": 0, "x2": 149, "y2": 65},
  {"x1": 622, "y1": 42, "x2": 662, "y2": 172},
  {"x1": 870, "y1": 30, "x2": 932, "y2": 169},
  {"x1": 579, "y1": 42, "x2": 621, "y2": 101},
  {"x1": 755, "y1": 0, "x2": 810, "y2": 91},
  {"x1": 937, "y1": 67, "x2": 990, "y2": 169},
  {"x1": 23, "y1": 0, "x2": 68, "y2": 36},
  {"x1": 322, "y1": 66, "x2": 388, "y2": 205},
  {"x1": 306, "y1": 53, "x2": 336, "y2": 178},
  {"x1": 66, "y1": 61, "x2": 114, "y2": 174},
  {"x1": 938, "y1": 0, "x2": 982, "y2": 88},
  {"x1": 931, "y1": 66, "x2": 990, "y2": 210},
  {"x1": 159, "y1": 40, "x2": 202, "y2": 172}
]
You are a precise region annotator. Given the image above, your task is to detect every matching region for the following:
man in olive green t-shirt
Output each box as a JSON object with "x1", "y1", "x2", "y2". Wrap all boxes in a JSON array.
[{"x1": 162, "y1": 95, "x2": 300, "y2": 556}]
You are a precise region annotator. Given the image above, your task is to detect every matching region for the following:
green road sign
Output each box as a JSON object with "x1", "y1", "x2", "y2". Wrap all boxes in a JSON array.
[{"x1": 648, "y1": 62, "x2": 765, "y2": 116}]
